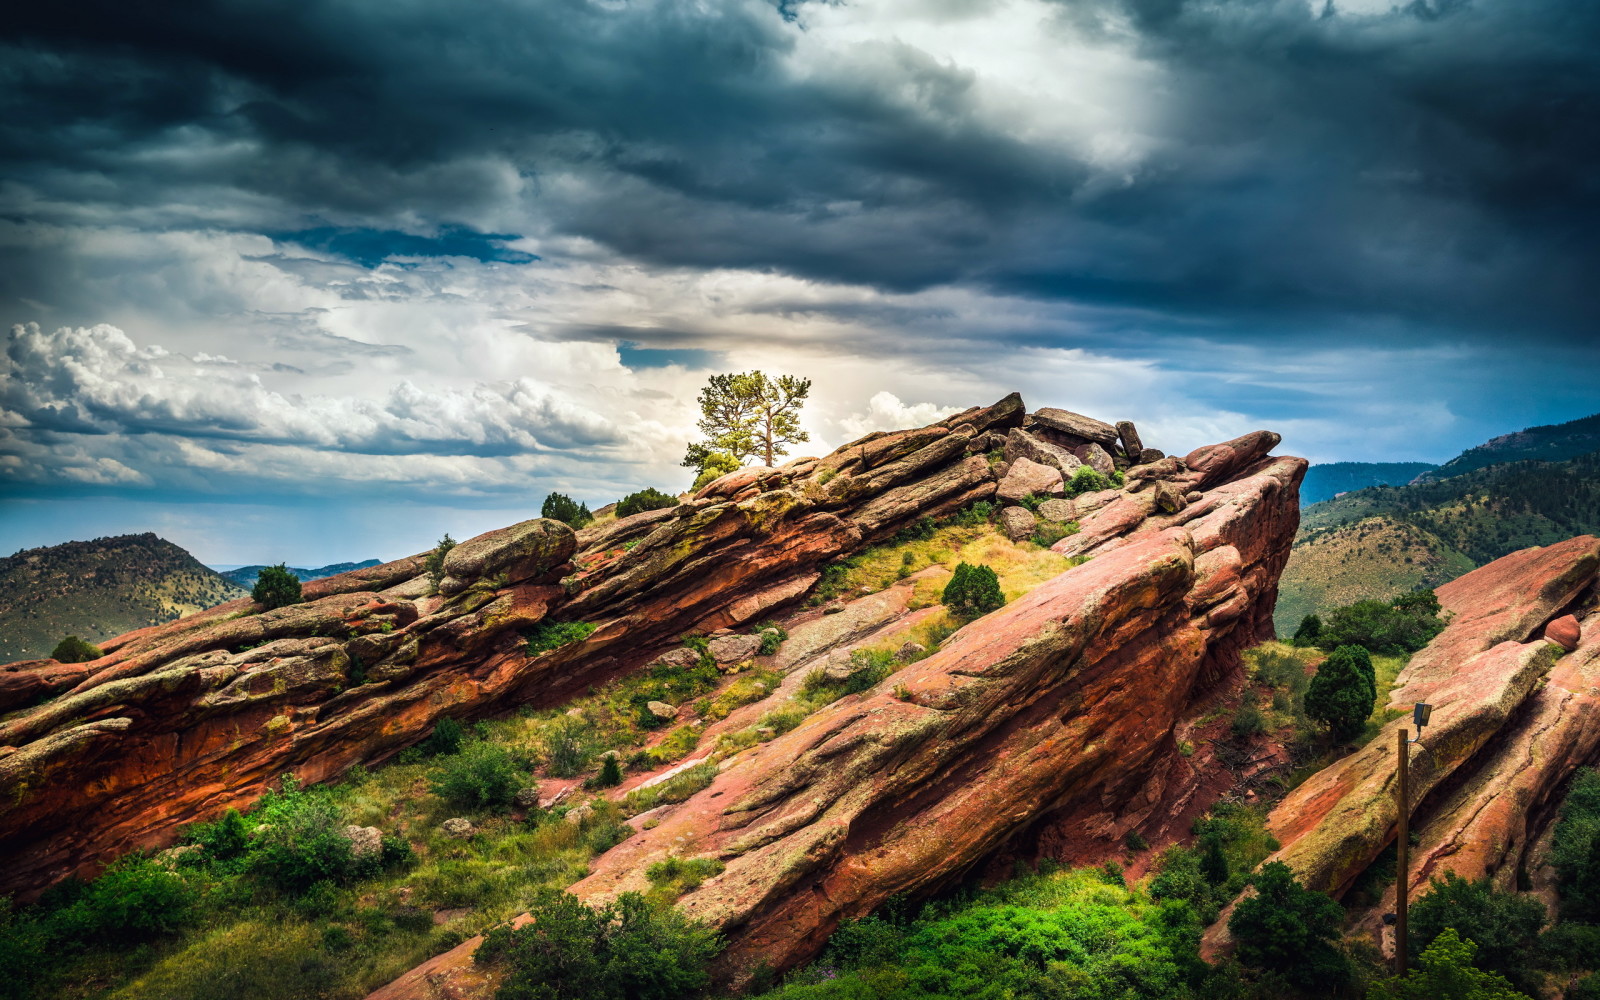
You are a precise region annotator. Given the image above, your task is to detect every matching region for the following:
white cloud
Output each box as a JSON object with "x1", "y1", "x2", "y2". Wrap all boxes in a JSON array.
[{"x1": 837, "y1": 391, "x2": 959, "y2": 440}]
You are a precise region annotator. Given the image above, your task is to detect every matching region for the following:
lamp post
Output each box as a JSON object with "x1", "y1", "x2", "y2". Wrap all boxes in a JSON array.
[{"x1": 1395, "y1": 702, "x2": 1432, "y2": 978}]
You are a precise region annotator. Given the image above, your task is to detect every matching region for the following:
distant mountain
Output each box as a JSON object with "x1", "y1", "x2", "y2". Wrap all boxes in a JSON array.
[
  {"x1": 0, "y1": 533, "x2": 247, "y2": 662},
  {"x1": 220, "y1": 559, "x2": 382, "y2": 590},
  {"x1": 1276, "y1": 448, "x2": 1600, "y2": 631},
  {"x1": 1300, "y1": 462, "x2": 1438, "y2": 505},
  {"x1": 1416, "y1": 411, "x2": 1600, "y2": 482}
]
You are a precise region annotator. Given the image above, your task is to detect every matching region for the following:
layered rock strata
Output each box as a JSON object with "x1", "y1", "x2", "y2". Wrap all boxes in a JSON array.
[{"x1": 366, "y1": 432, "x2": 1306, "y2": 997}]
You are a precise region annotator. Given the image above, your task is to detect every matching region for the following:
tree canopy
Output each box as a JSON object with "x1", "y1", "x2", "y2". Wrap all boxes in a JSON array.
[
  {"x1": 252, "y1": 564, "x2": 302, "y2": 611},
  {"x1": 1304, "y1": 643, "x2": 1377, "y2": 741},
  {"x1": 681, "y1": 371, "x2": 811, "y2": 488}
]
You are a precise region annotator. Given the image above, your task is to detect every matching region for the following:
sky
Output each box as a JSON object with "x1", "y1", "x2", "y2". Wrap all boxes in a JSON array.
[{"x1": 2, "y1": 0, "x2": 1597, "y2": 566}]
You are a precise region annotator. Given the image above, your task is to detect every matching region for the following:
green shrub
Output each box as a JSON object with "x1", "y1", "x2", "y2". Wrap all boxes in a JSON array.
[
  {"x1": 541, "y1": 492, "x2": 594, "y2": 528},
  {"x1": 1064, "y1": 464, "x2": 1114, "y2": 497},
  {"x1": 1554, "y1": 768, "x2": 1600, "y2": 921},
  {"x1": 1291, "y1": 613, "x2": 1323, "y2": 647},
  {"x1": 525, "y1": 620, "x2": 597, "y2": 655},
  {"x1": 757, "y1": 625, "x2": 788, "y2": 656},
  {"x1": 1228, "y1": 861, "x2": 1348, "y2": 992},
  {"x1": 1231, "y1": 700, "x2": 1267, "y2": 737},
  {"x1": 800, "y1": 649, "x2": 896, "y2": 704},
  {"x1": 645, "y1": 856, "x2": 725, "y2": 895},
  {"x1": 621, "y1": 762, "x2": 717, "y2": 816},
  {"x1": 1369, "y1": 927, "x2": 1533, "y2": 1000},
  {"x1": 49, "y1": 635, "x2": 103, "y2": 663},
  {"x1": 1125, "y1": 831, "x2": 1150, "y2": 852},
  {"x1": 1031, "y1": 519, "x2": 1079, "y2": 548},
  {"x1": 1318, "y1": 591, "x2": 1445, "y2": 655},
  {"x1": 891, "y1": 515, "x2": 937, "y2": 543},
  {"x1": 477, "y1": 889, "x2": 719, "y2": 1000},
  {"x1": 543, "y1": 716, "x2": 595, "y2": 778},
  {"x1": 429, "y1": 740, "x2": 526, "y2": 809},
  {"x1": 251, "y1": 564, "x2": 302, "y2": 611},
  {"x1": 593, "y1": 754, "x2": 623, "y2": 789},
  {"x1": 187, "y1": 808, "x2": 251, "y2": 862},
  {"x1": 247, "y1": 777, "x2": 356, "y2": 892},
  {"x1": 1305, "y1": 644, "x2": 1377, "y2": 741},
  {"x1": 1016, "y1": 492, "x2": 1048, "y2": 513},
  {"x1": 50, "y1": 854, "x2": 196, "y2": 944},
  {"x1": 941, "y1": 562, "x2": 1005, "y2": 618},
  {"x1": 617, "y1": 488, "x2": 679, "y2": 518},
  {"x1": 1407, "y1": 871, "x2": 1545, "y2": 996},
  {"x1": 425, "y1": 533, "x2": 457, "y2": 592},
  {"x1": 949, "y1": 500, "x2": 995, "y2": 527},
  {"x1": 421, "y1": 717, "x2": 466, "y2": 757}
]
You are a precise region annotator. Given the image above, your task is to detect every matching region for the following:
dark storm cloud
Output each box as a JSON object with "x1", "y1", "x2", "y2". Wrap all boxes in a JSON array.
[{"x1": 3, "y1": 0, "x2": 1597, "y2": 343}]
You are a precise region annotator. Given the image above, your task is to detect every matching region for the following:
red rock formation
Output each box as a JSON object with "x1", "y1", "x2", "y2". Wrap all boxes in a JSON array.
[{"x1": 363, "y1": 442, "x2": 1306, "y2": 998}]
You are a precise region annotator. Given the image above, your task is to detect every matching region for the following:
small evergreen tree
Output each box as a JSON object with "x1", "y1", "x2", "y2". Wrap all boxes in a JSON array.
[
  {"x1": 942, "y1": 562, "x2": 1005, "y2": 618},
  {"x1": 1229, "y1": 861, "x2": 1348, "y2": 991},
  {"x1": 616, "y1": 488, "x2": 680, "y2": 519},
  {"x1": 1304, "y1": 644, "x2": 1377, "y2": 741},
  {"x1": 425, "y1": 533, "x2": 457, "y2": 592},
  {"x1": 1292, "y1": 613, "x2": 1323, "y2": 647},
  {"x1": 594, "y1": 754, "x2": 623, "y2": 789},
  {"x1": 50, "y1": 635, "x2": 104, "y2": 663},
  {"x1": 252, "y1": 563, "x2": 302, "y2": 611},
  {"x1": 542, "y1": 492, "x2": 593, "y2": 528}
]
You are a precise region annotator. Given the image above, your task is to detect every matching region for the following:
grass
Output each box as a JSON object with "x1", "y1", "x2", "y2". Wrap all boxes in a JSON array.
[
  {"x1": 620, "y1": 762, "x2": 719, "y2": 817},
  {"x1": 818, "y1": 523, "x2": 1076, "y2": 611}
]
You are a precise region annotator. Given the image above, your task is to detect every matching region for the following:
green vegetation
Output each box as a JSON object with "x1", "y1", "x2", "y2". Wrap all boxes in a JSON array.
[
  {"x1": 1300, "y1": 462, "x2": 1440, "y2": 506},
  {"x1": 524, "y1": 620, "x2": 598, "y2": 655},
  {"x1": 424, "y1": 533, "x2": 456, "y2": 592},
  {"x1": 594, "y1": 753, "x2": 624, "y2": 788},
  {"x1": 1148, "y1": 802, "x2": 1282, "y2": 923},
  {"x1": 1554, "y1": 767, "x2": 1600, "y2": 922},
  {"x1": 48, "y1": 635, "x2": 103, "y2": 663},
  {"x1": 681, "y1": 370, "x2": 811, "y2": 481},
  {"x1": 1305, "y1": 645, "x2": 1378, "y2": 741},
  {"x1": 644, "y1": 856, "x2": 725, "y2": 900},
  {"x1": 616, "y1": 488, "x2": 680, "y2": 518},
  {"x1": 251, "y1": 564, "x2": 301, "y2": 611},
  {"x1": 542, "y1": 492, "x2": 594, "y2": 528},
  {"x1": 942, "y1": 562, "x2": 1005, "y2": 618},
  {"x1": 1368, "y1": 929, "x2": 1533, "y2": 1000},
  {"x1": 1406, "y1": 872, "x2": 1544, "y2": 997},
  {"x1": 1229, "y1": 861, "x2": 1348, "y2": 992},
  {"x1": 1064, "y1": 464, "x2": 1115, "y2": 496},
  {"x1": 619, "y1": 762, "x2": 718, "y2": 816},
  {"x1": 1291, "y1": 613, "x2": 1322, "y2": 647},
  {"x1": 0, "y1": 532, "x2": 248, "y2": 663},
  {"x1": 476, "y1": 889, "x2": 719, "y2": 1000},
  {"x1": 1031, "y1": 519, "x2": 1079, "y2": 548},
  {"x1": 1316, "y1": 591, "x2": 1447, "y2": 656},
  {"x1": 757, "y1": 625, "x2": 788, "y2": 656},
  {"x1": 801, "y1": 648, "x2": 897, "y2": 703},
  {"x1": 428, "y1": 739, "x2": 527, "y2": 809}
]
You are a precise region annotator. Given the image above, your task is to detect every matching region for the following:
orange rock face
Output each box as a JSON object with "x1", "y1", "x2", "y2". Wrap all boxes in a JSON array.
[{"x1": 364, "y1": 442, "x2": 1306, "y2": 998}]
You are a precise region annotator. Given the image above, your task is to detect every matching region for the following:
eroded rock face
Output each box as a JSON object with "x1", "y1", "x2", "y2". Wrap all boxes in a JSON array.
[{"x1": 1201, "y1": 534, "x2": 1600, "y2": 959}]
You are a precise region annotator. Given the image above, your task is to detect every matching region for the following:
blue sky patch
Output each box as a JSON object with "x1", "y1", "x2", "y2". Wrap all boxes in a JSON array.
[{"x1": 273, "y1": 226, "x2": 538, "y2": 267}]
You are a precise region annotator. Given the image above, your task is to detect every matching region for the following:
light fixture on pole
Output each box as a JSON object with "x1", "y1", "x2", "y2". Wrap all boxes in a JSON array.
[{"x1": 1395, "y1": 702, "x2": 1431, "y2": 978}]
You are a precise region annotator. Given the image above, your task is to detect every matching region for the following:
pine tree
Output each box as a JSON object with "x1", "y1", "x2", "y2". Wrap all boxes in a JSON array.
[
  {"x1": 941, "y1": 562, "x2": 1005, "y2": 618},
  {"x1": 1304, "y1": 644, "x2": 1377, "y2": 741},
  {"x1": 595, "y1": 754, "x2": 623, "y2": 789},
  {"x1": 252, "y1": 564, "x2": 302, "y2": 611},
  {"x1": 50, "y1": 635, "x2": 104, "y2": 663},
  {"x1": 681, "y1": 371, "x2": 811, "y2": 484}
]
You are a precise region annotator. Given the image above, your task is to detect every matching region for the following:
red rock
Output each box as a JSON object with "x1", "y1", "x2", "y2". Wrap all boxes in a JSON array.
[{"x1": 1547, "y1": 613, "x2": 1582, "y2": 651}]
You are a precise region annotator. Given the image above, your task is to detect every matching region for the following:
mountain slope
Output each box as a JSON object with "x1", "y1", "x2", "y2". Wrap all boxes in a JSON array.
[
  {"x1": 1276, "y1": 449, "x2": 1600, "y2": 630},
  {"x1": 1300, "y1": 462, "x2": 1437, "y2": 505},
  {"x1": 1417, "y1": 410, "x2": 1600, "y2": 482},
  {"x1": 0, "y1": 534, "x2": 247, "y2": 662},
  {"x1": 220, "y1": 560, "x2": 381, "y2": 589}
]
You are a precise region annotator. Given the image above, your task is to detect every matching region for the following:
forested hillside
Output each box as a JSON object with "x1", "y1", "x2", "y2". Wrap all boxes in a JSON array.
[
  {"x1": 1300, "y1": 462, "x2": 1437, "y2": 505},
  {"x1": 1416, "y1": 411, "x2": 1600, "y2": 482},
  {"x1": 0, "y1": 534, "x2": 246, "y2": 662}
]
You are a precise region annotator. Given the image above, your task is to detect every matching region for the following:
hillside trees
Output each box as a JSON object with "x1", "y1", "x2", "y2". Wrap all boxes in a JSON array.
[
  {"x1": 1304, "y1": 644, "x2": 1377, "y2": 741},
  {"x1": 1228, "y1": 861, "x2": 1348, "y2": 991},
  {"x1": 681, "y1": 371, "x2": 811, "y2": 489},
  {"x1": 542, "y1": 492, "x2": 593, "y2": 528},
  {"x1": 616, "y1": 488, "x2": 679, "y2": 518}
]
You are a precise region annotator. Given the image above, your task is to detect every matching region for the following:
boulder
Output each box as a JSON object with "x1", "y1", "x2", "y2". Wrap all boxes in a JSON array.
[
  {"x1": 999, "y1": 506, "x2": 1038, "y2": 541},
  {"x1": 1001, "y1": 428, "x2": 1082, "y2": 475},
  {"x1": 1074, "y1": 443, "x2": 1115, "y2": 476},
  {"x1": 439, "y1": 519, "x2": 576, "y2": 595},
  {"x1": 1139, "y1": 448, "x2": 1165, "y2": 464},
  {"x1": 654, "y1": 648, "x2": 703, "y2": 669},
  {"x1": 564, "y1": 803, "x2": 595, "y2": 826},
  {"x1": 1547, "y1": 614, "x2": 1581, "y2": 651},
  {"x1": 821, "y1": 649, "x2": 857, "y2": 682},
  {"x1": 1182, "y1": 431, "x2": 1281, "y2": 492},
  {"x1": 1151, "y1": 482, "x2": 1187, "y2": 515},
  {"x1": 707, "y1": 634, "x2": 762, "y2": 665},
  {"x1": 896, "y1": 642, "x2": 927, "y2": 662},
  {"x1": 1036, "y1": 498, "x2": 1076, "y2": 523},
  {"x1": 343, "y1": 825, "x2": 384, "y2": 860},
  {"x1": 1116, "y1": 421, "x2": 1144, "y2": 461},
  {"x1": 513, "y1": 787, "x2": 541, "y2": 809},
  {"x1": 647, "y1": 701, "x2": 678, "y2": 721},
  {"x1": 997, "y1": 457, "x2": 1063, "y2": 503},
  {"x1": 440, "y1": 818, "x2": 476, "y2": 839},
  {"x1": 1031, "y1": 408, "x2": 1119, "y2": 449}
]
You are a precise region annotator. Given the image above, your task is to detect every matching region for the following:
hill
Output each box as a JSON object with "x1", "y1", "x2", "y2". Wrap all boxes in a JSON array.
[
  {"x1": 1417, "y1": 410, "x2": 1600, "y2": 482},
  {"x1": 1299, "y1": 461, "x2": 1437, "y2": 504},
  {"x1": 0, "y1": 533, "x2": 246, "y2": 662},
  {"x1": 1276, "y1": 448, "x2": 1600, "y2": 630},
  {"x1": 219, "y1": 559, "x2": 382, "y2": 590}
]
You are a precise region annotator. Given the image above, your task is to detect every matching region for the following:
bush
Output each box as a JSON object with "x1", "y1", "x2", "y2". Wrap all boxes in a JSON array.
[
  {"x1": 187, "y1": 807, "x2": 251, "y2": 862},
  {"x1": 1031, "y1": 519, "x2": 1079, "y2": 548},
  {"x1": 1228, "y1": 861, "x2": 1348, "y2": 992},
  {"x1": 247, "y1": 777, "x2": 356, "y2": 892},
  {"x1": 617, "y1": 488, "x2": 679, "y2": 518},
  {"x1": 525, "y1": 620, "x2": 597, "y2": 655},
  {"x1": 429, "y1": 740, "x2": 526, "y2": 809},
  {"x1": 543, "y1": 716, "x2": 595, "y2": 778},
  {"x1": 542, "y1": 492, "x2": 594, "y2": 528},
  {"x1": 1065, "y1": 464, "x2": 1114, "y2": 496},
  {"x1": 1553, "y1": 767, "x2": 1600, "y2": 922},
  {"x1": 49, "y1": 635, "x2": 103, "y2": 663},
  {"x1": 593, "y1": 754, "x2": 623, "y2": 789},
  {"x1": 1407, "y1": 871, "x2": 1545, "y2": 996},
  {"x1": 1231, "y1": 700, "x2": 1267, "y2": 737},
  {"x1": 757, "y1": 625, "x2": 788, "y2": 656},
  {"x1": 51, "y1": 854, "x2": 196, "y2": 944},
  {"x1": 892, "y1": 515, "x2": 937, "y2": 543},
  {"x1": 425, "y1": 533, "x2": 457, "y2": 592},
  {"x1": 1318, "y1": 591, "x2": 1445, "y2": 655},
  {"x1": 420, "y1": 717, "x2": 466, "y2": 757},
  {"x1": 949, "y1": 500, "x2": 995, "y2": 527},
  {"x1": 1291, "y1": 613, "x2": 1323, "y2": 647},
  {"x1": 942, "y1": 562, "x2": 1005, "y2": 618},
  {"x1": 1369, "y1": 927, "x2": 1533, "y2": 1000},
  {"x1": 477, "y1": 889, "x2": 718, "y2": 1000},
  {"x1": 251, "y1": 563, "x2": 301, "y2": 611},
  {"x1": 1305, "y1": 644, "x2": 1377, "y2": 741}
]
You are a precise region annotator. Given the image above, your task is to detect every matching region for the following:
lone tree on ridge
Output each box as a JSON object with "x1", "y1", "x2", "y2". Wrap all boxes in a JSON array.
[{"x1": 681, "y1": 371, "x2": 811, "y2": 489}]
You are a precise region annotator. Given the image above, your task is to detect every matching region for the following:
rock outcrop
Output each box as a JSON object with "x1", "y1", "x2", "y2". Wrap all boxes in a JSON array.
[
  {"x1": 1202, "y1": 534, "x2": 1600, "y2": 957},
  {"x1": 365, "y1": 429, "x2": 1306, "y2": 997}
]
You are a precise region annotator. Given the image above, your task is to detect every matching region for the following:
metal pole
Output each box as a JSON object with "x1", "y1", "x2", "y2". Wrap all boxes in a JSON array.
[{"x1": 1397, "y1": 726, "x2": 1409, "y2": 978}]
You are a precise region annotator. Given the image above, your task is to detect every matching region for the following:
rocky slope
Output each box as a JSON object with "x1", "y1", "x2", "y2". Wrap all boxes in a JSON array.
[
  {"x1": 0, "y1": 533, "x2": 247, "y2": 662},
  {"x1": 1206, "y1": 533, "x2": 1600, "y2": 957},
  {"x1": 367, "y1": 427, "x2": 1304, "y2": 997}
]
